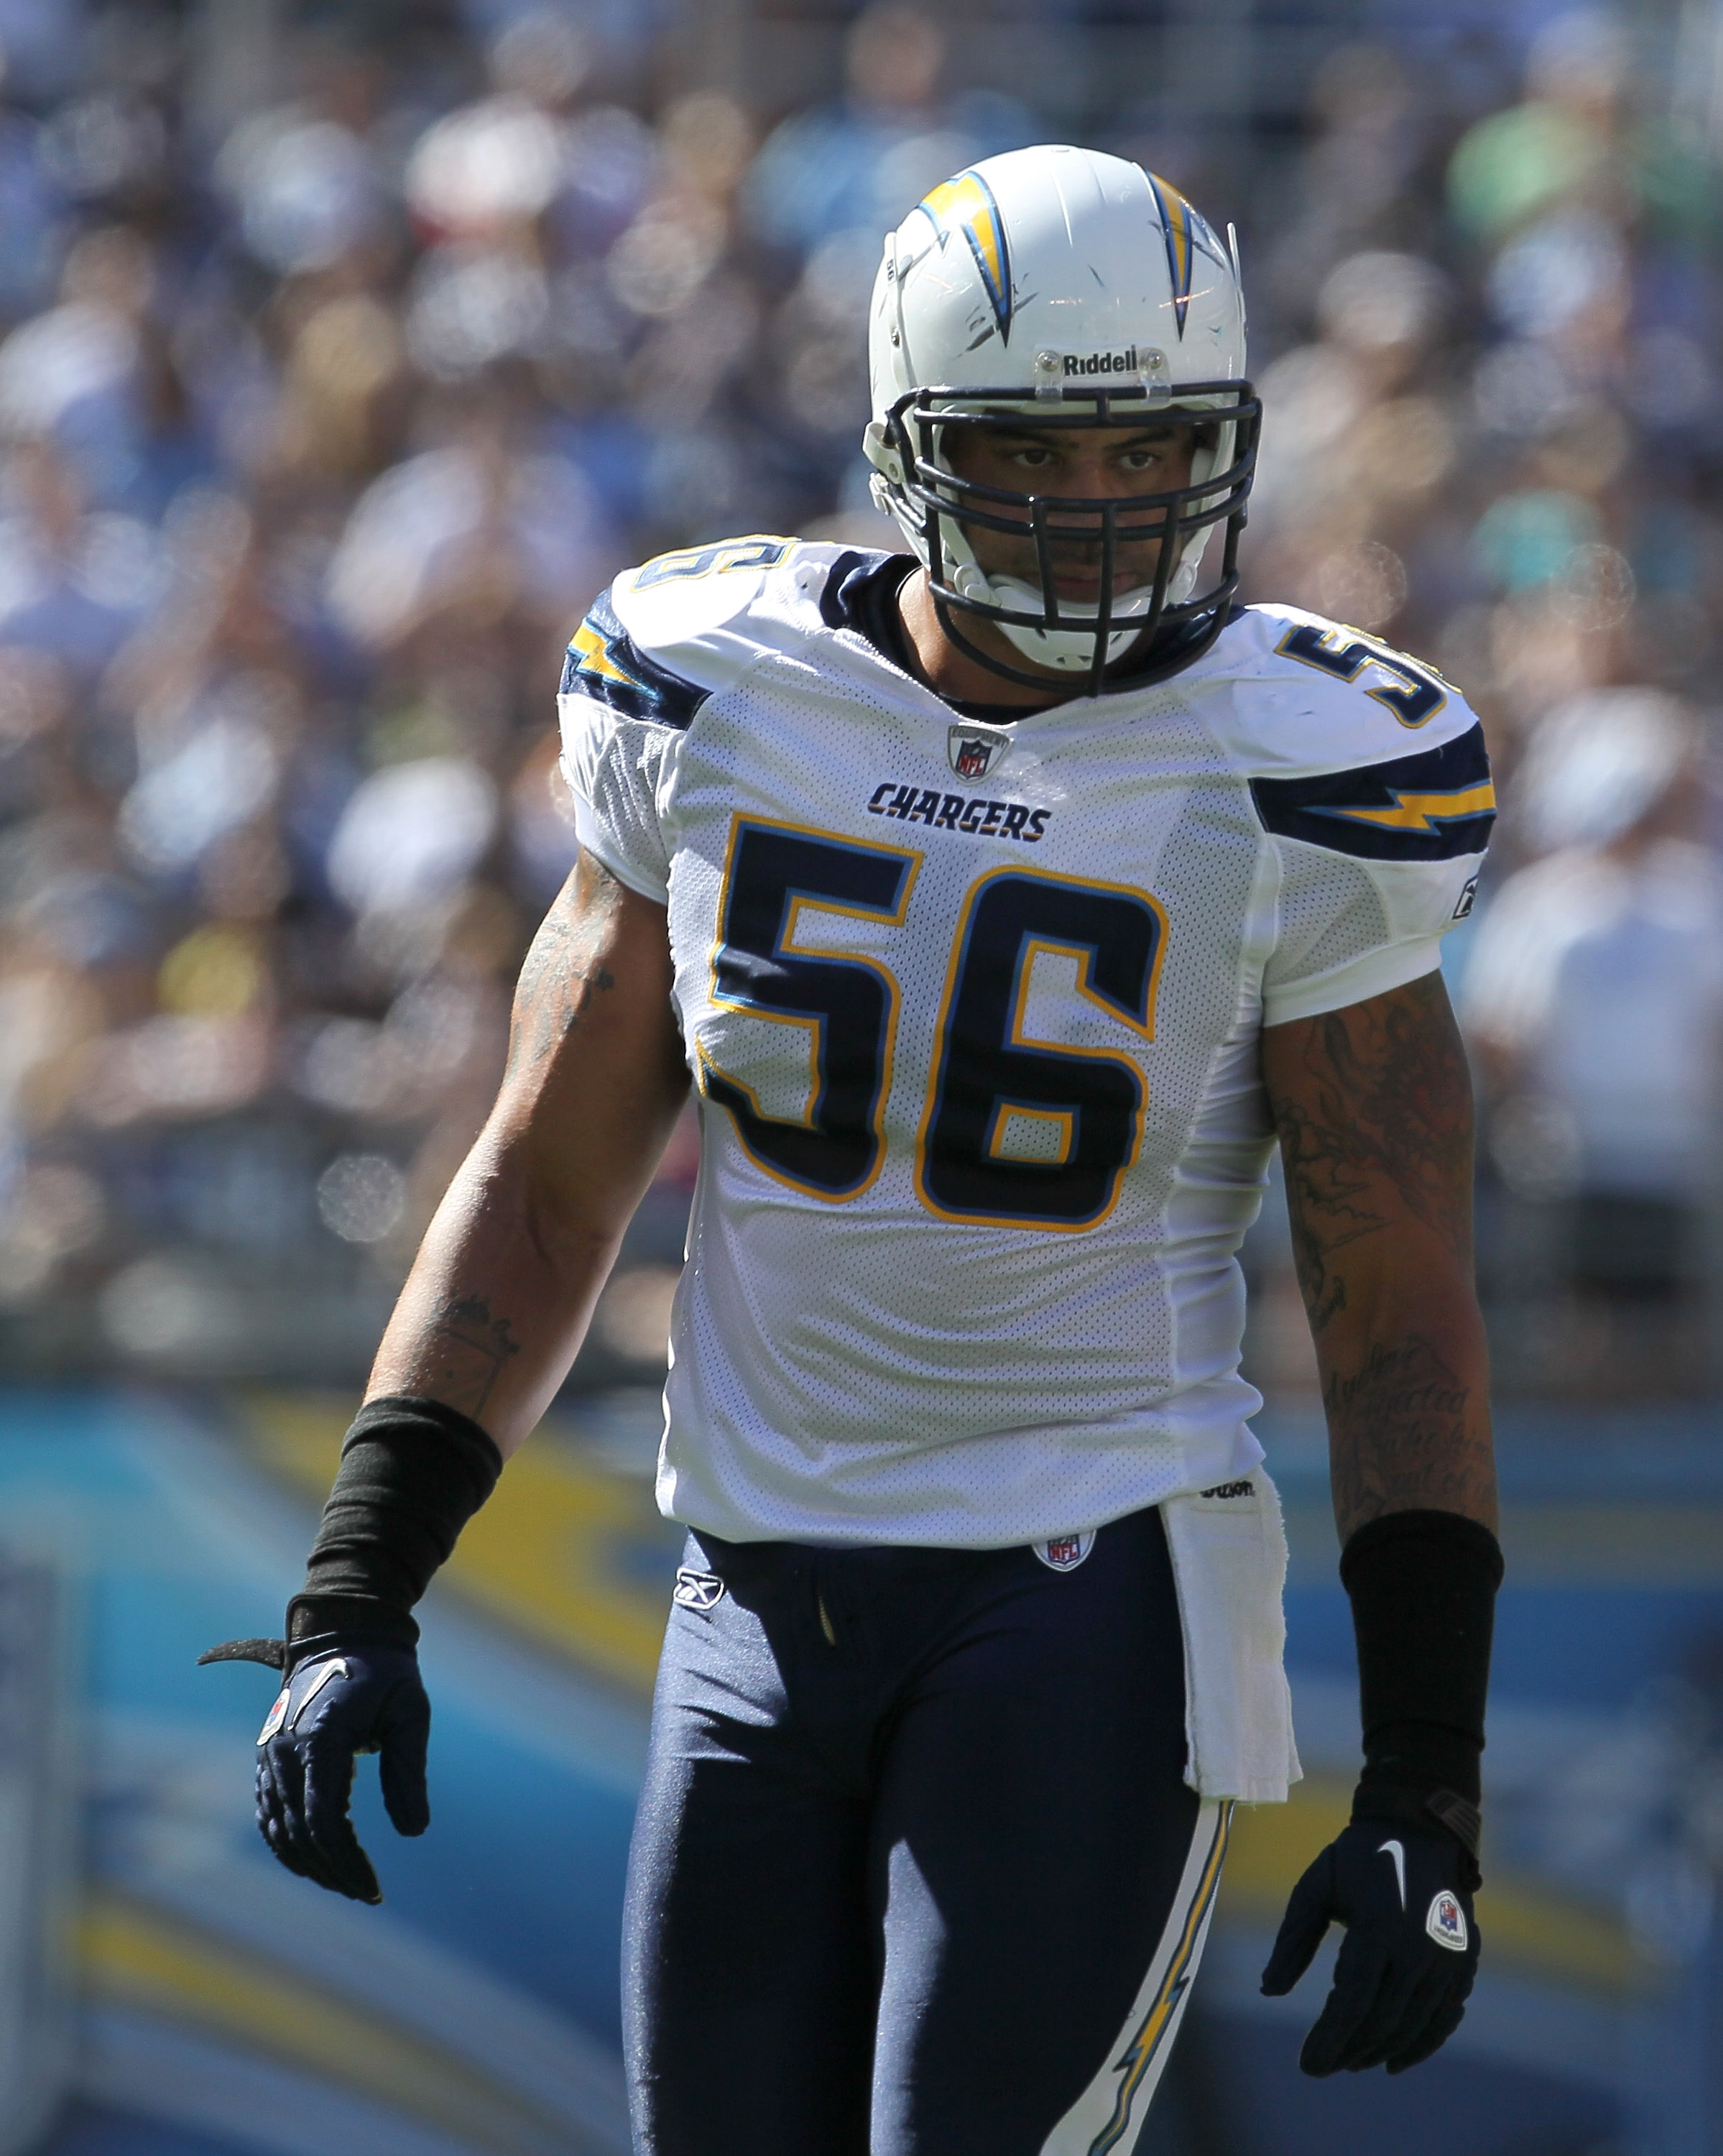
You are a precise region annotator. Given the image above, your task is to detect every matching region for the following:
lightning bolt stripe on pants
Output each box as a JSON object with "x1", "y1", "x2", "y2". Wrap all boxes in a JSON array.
[{"x1": 1040, "y1": 1797, "x2": 1234, "y2": 2156}]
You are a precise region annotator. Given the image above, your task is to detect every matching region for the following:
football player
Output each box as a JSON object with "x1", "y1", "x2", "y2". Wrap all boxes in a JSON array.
[{"x1": 206, "y1": 146, "x2": 1501, "y2": 2153}]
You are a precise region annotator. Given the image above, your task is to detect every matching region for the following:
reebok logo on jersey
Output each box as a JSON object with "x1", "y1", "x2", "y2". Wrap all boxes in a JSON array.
[
  {"x1": 1427, "y1": 1890, "x2": 1468, "y2": 1951},
  {"x1": 673, "y1": 1567, "x2": 726, "y2": 1611},
  {"x1": 867, "y1": 782, "x2": 1050, "y2": 842},
  {"x1": 1033, "y1": 1532, "x2": 1095, "y2": 1572}
]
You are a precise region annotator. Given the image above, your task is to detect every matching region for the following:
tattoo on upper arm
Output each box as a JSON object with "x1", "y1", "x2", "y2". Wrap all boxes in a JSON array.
[
  {"x1": 1266, "y1": 975, "x2": 1495, "y2": 1537},
  {"x1": 422, "y1": 1292, "x2": 520, "y2": 1419},
  {"x1": 1269, "y1": 972, "x2": 1473, "y2": 1335},
  {"x1": 505, "y1": 865, "x2": 622, "y2": 1080}
]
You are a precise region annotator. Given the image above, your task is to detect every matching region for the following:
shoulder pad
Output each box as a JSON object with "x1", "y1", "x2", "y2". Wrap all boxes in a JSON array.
[
  {"x1": 563, "y1": 537, "x2": 868, "y2": 722},
  {"x1": 561, "y1": 586, "x2": 711, "y2": 729},
  {"x1": 1204, "y1": 604, "x2": 1480, "y2": 775}
]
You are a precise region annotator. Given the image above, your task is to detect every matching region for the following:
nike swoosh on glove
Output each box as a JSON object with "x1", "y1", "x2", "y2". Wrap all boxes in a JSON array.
[
  {"x1": 1260, "y1": 1820, "x2": 1479, "y2": 2075},
  {"x1": 201, "y1": 1637, "x2": 430, "y2": 1903}
]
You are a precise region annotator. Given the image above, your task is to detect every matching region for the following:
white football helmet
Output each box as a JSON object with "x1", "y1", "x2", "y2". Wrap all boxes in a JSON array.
[{"x1": 863, "y1": 144, "x2": 1257, "y2": 692}]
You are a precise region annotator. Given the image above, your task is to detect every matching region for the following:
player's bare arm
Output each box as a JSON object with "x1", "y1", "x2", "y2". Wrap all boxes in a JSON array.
[
  {"x1": 1261, "y1": 969, "x2": 1497, "y2": 1542},
  {"x1": 1260, "y1": 967, "x2": 1501, "y2": 2076},
  {"x1": 369, "y1": 848, "x2": 688, "y2": 1456},
  {"x1": 198, "y1": 852, "x2": 685, "y2": 1902}
]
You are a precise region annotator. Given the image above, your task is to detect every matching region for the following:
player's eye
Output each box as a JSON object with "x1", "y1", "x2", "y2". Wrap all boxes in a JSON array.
[{"x1": 1008, "y1": 443, "x2": 1055, "y2": 469}]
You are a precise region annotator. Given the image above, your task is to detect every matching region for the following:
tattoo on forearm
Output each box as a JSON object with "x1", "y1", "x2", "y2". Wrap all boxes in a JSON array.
[
  {"x1": 1324, "y1": 1336, "x2": 1490, "y2": 1538},
  {"x1": 505, "y1": 868, "x2": 620, "y2": 1079},
  {"x1": 1272, "y1": 972, "x2": 1473, "y2": 1337},
  {"x1": 422, "y1": 1292, "x2": 520, "y2": 1419}
]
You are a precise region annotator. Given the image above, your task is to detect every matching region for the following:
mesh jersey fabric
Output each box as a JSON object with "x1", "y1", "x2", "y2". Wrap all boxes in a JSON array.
[{"x1": 558, "y1": 539, "x2": 1491, "y2": 1547}]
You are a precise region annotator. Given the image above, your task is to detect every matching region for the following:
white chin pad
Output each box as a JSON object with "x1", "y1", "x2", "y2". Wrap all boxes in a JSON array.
[{"x1": 987, "y1": 576, "x2": 1153, "y2": 672}]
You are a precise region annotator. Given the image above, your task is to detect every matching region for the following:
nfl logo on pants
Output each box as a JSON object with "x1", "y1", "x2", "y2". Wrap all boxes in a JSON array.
[{"x1": 1035, "y1": 1532, "x2": 1096, "y2": 1572}]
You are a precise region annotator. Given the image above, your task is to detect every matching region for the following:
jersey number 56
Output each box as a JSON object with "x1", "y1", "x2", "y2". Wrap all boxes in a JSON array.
[{"x1": 700, "y1": 820, "x2": 1165, "y2": 1232}]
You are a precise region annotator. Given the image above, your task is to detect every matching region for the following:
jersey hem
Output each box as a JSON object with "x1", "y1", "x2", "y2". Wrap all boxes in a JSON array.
[
  {"x1": 656, "y1": 1429, "x2": 1268, "y2": 1549},
  {"x1": 1261, "y1": 936, "x2": 1443, "y2": 1028},
  {"x1": 568, "y1": 794, "x2": 670, "y2": 904}
]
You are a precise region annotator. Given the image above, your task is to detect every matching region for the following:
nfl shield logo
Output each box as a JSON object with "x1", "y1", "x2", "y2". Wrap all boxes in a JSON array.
[
  {"x1": 1033, "y1": 1531, "x2": 1096, "y2": 1573},
  {"x1": 257, "y1": 1688, "x2": 290, "y2": 1746},
  {"x1": 948, "y1": 722, "x2": 1012, "y2": 781},
  {"x1": 1426, "y1": 1890, "x2": 1468, "y2": 1952}
]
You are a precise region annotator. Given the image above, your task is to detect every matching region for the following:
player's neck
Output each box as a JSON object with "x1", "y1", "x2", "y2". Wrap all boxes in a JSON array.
[{"x1": 895, "y1": 569, "x2": 1074, "y2": 711}]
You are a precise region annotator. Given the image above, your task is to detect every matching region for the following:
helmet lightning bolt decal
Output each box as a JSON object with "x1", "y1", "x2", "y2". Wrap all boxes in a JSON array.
[
  {"x1": 1089, "y1": 1802, "x2": 1232, "y2": 2153},
  {"x1": 917, "y1": 170, "x2": 1013, "y2": 344},
  {"x1": 1146, "y1": 171, "x2": 1196, "y2": 338}
]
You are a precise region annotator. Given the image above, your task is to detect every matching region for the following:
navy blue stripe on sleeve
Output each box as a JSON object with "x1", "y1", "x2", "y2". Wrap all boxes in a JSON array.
[
  {"x1": 1250, "y1": 722, "x2": 1496, "y2": 862},
  {"x1": 560, "y1": 591, "x2": 709, "y2": 730}
]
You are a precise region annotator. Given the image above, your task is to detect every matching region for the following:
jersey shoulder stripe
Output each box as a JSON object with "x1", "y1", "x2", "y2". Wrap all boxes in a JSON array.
[
  {"x1": 560, "y1": 589, "x2": 708, "y2": 730},
  {"x1": 1250, "y1": 721, "x2": 1495, "y2": 862}
]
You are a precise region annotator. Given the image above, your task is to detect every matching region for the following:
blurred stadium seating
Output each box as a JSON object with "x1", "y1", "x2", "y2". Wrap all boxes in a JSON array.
[{"x1": 0, "y1": 1, "x2": 1721, "y2": 2152}]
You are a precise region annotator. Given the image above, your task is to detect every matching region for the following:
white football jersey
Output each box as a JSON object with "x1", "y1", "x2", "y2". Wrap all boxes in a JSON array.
[{"x1": 558, "y1": 538, "x2": 1493, "y2": 1547}]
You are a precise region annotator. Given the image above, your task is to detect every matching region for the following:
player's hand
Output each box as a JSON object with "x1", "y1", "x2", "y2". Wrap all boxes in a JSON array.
[
  {"x1": 200, "y1": 1634, "x2": 430, "y2": 1902},
  {"x1": 1260, "y1": 1820, "x2": 1479, "y2": 2075}
]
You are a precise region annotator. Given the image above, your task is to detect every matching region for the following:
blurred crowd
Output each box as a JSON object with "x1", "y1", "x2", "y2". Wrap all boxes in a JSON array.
[
  {"x1": 0, "y1": 0, "x2": 1717, "y2": 1393},
  {"x1": 1228, "y1": 7, "x2": 1723, "y2": 1397}
]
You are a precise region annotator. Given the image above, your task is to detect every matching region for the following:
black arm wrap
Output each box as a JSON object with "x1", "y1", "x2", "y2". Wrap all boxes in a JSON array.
[
  {"x1": 287, "y1": 1395, "x2": 503, "y2": 1654},
  {"x1": 1341, "y1": 1508, "x2": 1503, "y2": 1857}
]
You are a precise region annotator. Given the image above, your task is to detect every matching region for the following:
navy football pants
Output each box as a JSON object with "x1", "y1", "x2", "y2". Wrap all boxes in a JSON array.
[{"x1": 622, "y1": 1506, "x2": 1232, "y2": 2155}]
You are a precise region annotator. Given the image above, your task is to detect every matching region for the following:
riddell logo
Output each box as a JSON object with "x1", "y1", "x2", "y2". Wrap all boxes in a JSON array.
[{"x1": 1065, "y1": 347, "x2": 1141, "y2": 376}]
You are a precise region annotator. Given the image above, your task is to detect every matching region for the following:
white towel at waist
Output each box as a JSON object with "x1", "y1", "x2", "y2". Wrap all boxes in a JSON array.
[{"x1": 1160, "y1": 1468, "x2": 1303, "y2": 1805}]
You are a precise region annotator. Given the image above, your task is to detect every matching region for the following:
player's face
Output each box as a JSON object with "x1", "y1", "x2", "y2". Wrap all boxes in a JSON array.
[{"x1": 941, "y1": 420, "x2": 1199, "y2": 605}]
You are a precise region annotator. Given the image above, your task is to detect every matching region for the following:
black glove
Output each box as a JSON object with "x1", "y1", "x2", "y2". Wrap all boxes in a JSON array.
[
  {"x1": 201, "y1": 1628, "x2": 430, "y2": 1903},
  {"x1": 200, "y1": 1397, "x2": 500, "y2": 1901},
  {"x1": 1260, "y1": 1818, "x2": 1479, "y2": 2076}
]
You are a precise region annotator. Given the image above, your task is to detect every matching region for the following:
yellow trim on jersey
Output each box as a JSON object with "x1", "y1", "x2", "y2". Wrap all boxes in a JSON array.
[
  {"x1": 1272, "y1": 620, "x2": 1451, "y2": 729},
  {"x1": 914, "y1": 866, "x2": 1168, "y2": 1235},
  {"x1": 1091, "y1": 1802, "x2": 1234, "y2": 2154},
  {"x1": 701, "y1": 814, "x2": 921, "y2": 1206},
  {"x1": 1329, "y1": 781, "x2": 1498, "y2": 834},
  {"x1": 628, "y1": 534, "x2": 793, "y2": 592},
  {"x1": 984, "y1": 1100, "x2": 1076, "y2": 1168},
  {"x1": 1008, "y1": 924, "x2": 1165, "y2": 1051}
]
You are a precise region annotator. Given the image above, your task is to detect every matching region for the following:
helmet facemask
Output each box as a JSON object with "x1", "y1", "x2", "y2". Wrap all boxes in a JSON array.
[{"x1": 870, "y1": 379, "x2": 1260, "y2": 698}]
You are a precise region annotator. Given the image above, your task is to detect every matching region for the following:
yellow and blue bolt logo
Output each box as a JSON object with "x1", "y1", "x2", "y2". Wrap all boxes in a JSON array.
[
  {"x1": 568, "y1": 617, "x2": 642, "y2": 691},
  {"x1": 918, "y1": 169, "x2": 1013, "y2": 344},
  {"x1": 1145, "y1": 171, "x2": 1196, "y2": 338},
  {"x1": 1324, "y1": 782, "x2": 1498, "y2": 836}
]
